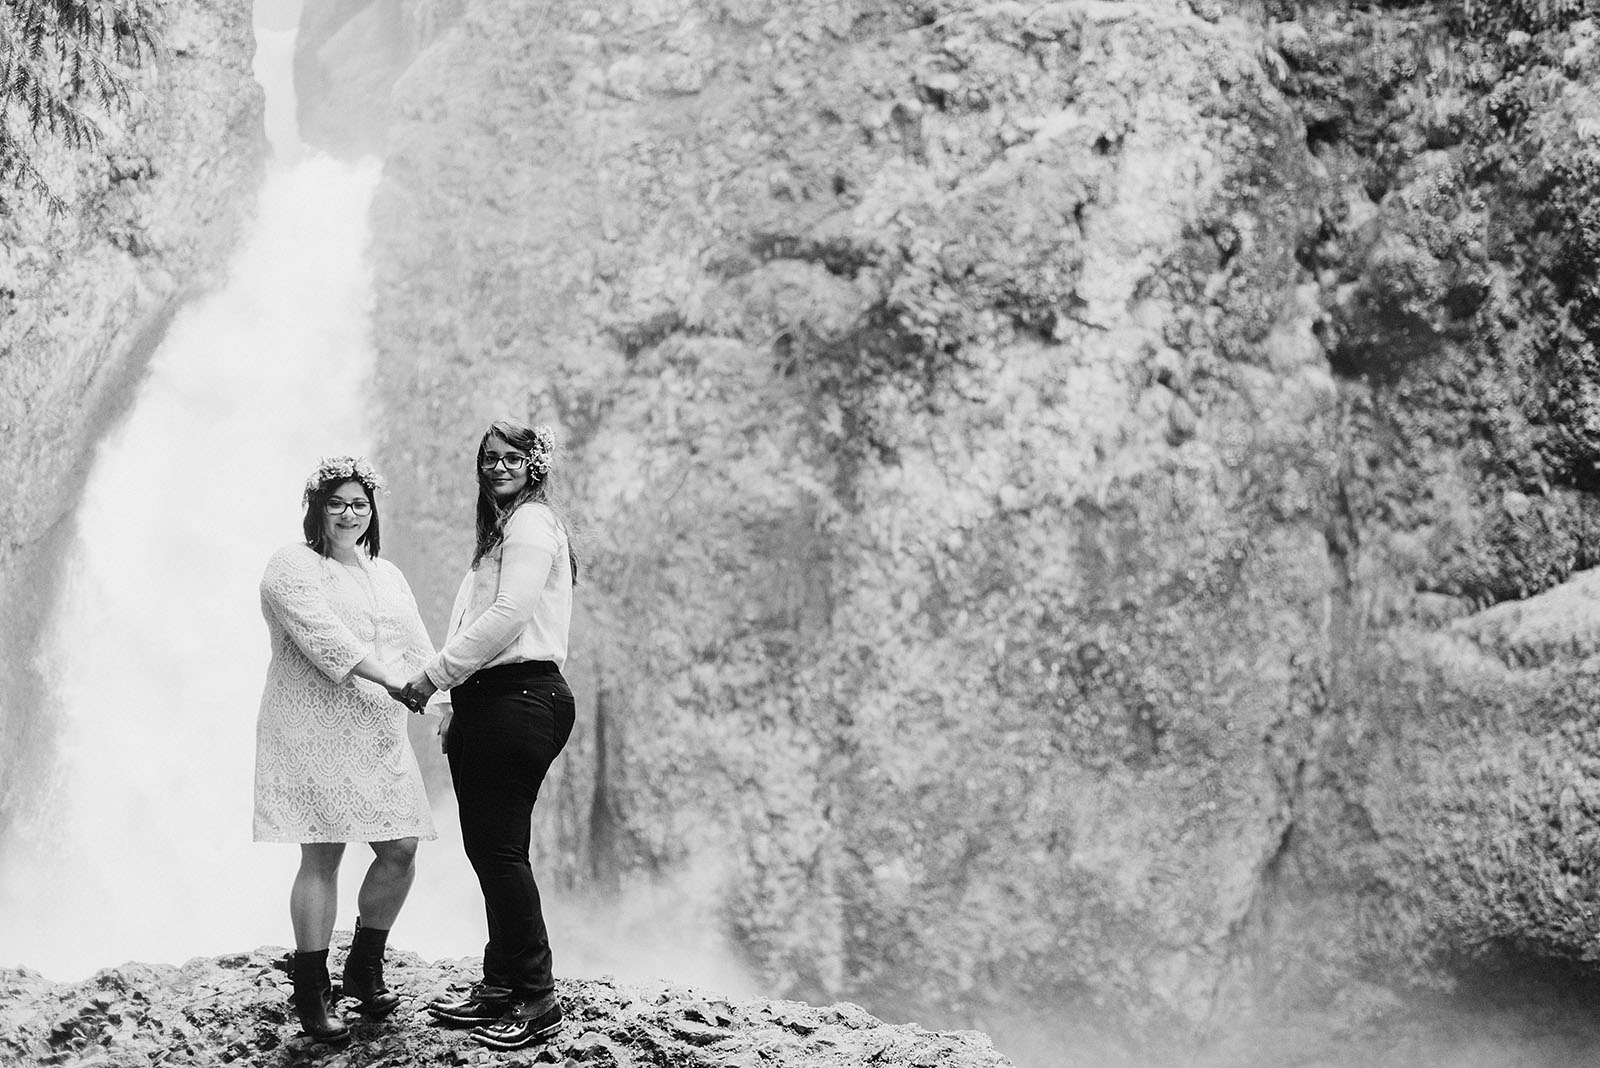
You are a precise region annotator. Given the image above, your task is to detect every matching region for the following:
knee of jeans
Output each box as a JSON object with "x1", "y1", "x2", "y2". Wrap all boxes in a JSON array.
[
  {"x1": 465, "y1": 840, "x2": 531, "y2": 868},
  {"x1": 489, "y1": 848, "x2": 532, "y2": 870}
]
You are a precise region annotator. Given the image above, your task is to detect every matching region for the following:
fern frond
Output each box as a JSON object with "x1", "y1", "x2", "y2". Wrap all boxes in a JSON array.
[
  {"x1": 0, "y1": 114, "x2": 68, "y2": 216},
  {"x1": 24, "y1": 1, "x2": 49, "y2": 63},
  {"x1": 0, "y1": 0, "x2": 159, "y2": 211}
]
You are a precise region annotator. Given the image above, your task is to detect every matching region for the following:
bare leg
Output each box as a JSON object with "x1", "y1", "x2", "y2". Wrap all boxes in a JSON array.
[
  {"x1": 291, "y1": 843, "x2": 346, "y2": 950},
  {"x1": 357, "y1": 837, "x2": 418, "y2": 929}
]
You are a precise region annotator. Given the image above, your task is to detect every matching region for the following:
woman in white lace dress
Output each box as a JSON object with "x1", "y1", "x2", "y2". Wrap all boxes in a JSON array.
[{"x1": 254, "y1": 456, "x2": 436, "y2": 1044}]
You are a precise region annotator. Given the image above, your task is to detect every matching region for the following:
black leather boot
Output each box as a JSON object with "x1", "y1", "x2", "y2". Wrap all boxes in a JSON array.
[
  {"x1": 291, "y1": 949, "x2": 350, "y2": 1043},
  {"x1": 341, "y1": 919, "x2": 401, "y2": 1017},
  {"x1": 427, "y1": 981, "x2": 512, "y2": 1026}
]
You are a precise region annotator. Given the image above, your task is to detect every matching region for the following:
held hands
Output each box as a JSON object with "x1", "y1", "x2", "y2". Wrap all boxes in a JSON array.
[
  {"x1": 380, "y1": 675, "x2": 416, "y2": 710},
  {"x1": 403, "y1": 671, "x2": 452, "y2": 754},
  {"x1": 399, "y1": 671, "x2": 438, "y2": 715}
]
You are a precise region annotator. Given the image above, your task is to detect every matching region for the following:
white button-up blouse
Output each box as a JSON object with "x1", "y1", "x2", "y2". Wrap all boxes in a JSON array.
[{"x1": 424, "y1": 502, "x2": 572, "y2": 690}]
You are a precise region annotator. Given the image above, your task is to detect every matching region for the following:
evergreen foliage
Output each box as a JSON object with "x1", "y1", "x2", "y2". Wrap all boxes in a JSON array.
[
  {"x1": 1453, "y1": 0, "x2": 1594, "y2": 35},
  {"x1": 0, "y1": 0, "x2": 159, "y2": 213}
]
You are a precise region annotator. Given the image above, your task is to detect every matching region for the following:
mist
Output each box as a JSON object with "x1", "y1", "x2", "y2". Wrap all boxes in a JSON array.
[{"x1": 0, "y1": 0, "x2": 755, "y2": 1005}]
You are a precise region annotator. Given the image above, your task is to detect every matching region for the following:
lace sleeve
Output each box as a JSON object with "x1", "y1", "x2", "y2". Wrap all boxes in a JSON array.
[
  {"x1": 260, "y1": 546, "x2": 367, "y2": 683},
  {"x1": 383, "y1": 560, "x2": 437, "y2": 673}
]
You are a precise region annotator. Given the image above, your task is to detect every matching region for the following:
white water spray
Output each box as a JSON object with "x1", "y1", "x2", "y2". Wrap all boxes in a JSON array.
[
  {"x1": 0, "y1": 1, "x2": 469, "y2": 980},
  {"x1": 0, "y1": 155, "x2": 382, "y2": 977},
  {"x1": 0, "y1": 1, "x2": 758, "y2": 996}
]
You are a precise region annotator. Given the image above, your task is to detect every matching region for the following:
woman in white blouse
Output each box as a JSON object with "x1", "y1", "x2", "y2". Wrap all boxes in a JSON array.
[
  {"x1": 402, "y1": 419, "x2": 578, "y2": 1053},
  {"x1": 254, "y1": 456, "x2": 436, "y2": 1043}
]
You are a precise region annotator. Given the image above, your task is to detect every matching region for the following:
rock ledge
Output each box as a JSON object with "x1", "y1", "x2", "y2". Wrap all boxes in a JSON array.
[{"x1": 0, "y1": 942, "x2": 1012, "y2": 1067}]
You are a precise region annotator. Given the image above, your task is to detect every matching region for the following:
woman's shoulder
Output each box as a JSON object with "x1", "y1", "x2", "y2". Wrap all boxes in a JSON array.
[
  {"x1": 263, "y1": 543, "x2": 323, "y2": 580},
  {"x1": 506, "y1": 501, "x2": 562, "y2": 540}
]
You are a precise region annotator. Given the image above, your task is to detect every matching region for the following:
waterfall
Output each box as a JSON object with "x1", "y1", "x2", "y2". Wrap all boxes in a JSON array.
[
  {"x1": 0, "y1": 158, "x2": 378, "y2": 978},
  {"x1": 0, "y1": 1, "x2": 756, "y2": 997},
  {"x1": 0, "y1": 0, "x2": 481, "y2": 980}
]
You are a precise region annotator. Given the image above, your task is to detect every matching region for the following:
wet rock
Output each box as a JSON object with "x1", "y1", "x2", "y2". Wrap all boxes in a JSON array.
[
  {"x1": 684, "y1": 998, "x2": 735, "y2": 1027},
  {"x1": 0, "y1": 949, "x2": 1011, "y2": 1067},
  {"x1": 668, "y1": 1017, "x2": 727, "y2": 1045}
]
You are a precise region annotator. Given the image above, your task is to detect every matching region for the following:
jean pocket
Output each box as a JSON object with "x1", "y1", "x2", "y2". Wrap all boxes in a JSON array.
[{"x1": 553, "y1": 689, "x2": 576, "y2": 741}]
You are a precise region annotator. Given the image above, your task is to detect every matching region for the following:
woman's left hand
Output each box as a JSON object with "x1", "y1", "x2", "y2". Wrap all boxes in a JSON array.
[{"x1": 401, "y1": 671, "x2": 438, "y2": 712}]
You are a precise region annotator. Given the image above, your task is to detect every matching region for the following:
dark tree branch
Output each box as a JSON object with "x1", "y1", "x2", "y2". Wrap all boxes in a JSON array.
[{"x1": 0, "y1": 0, "x2": 160, "y2": 214}]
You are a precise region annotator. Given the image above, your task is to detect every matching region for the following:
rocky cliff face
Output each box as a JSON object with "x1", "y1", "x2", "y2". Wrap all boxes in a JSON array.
[
  {"x1": 340, "y1": 0, "x2": 1333, "y2": 1052},
  {"x1": 295, "y1": 0, "x2": 1600, "y2": 1060},
  {"x1": 1254, "y1": 0, "x2": 1600, "y2": 1021},
  {"x1": 0, "y1": 2, "x2": 264, "y2": 839}
]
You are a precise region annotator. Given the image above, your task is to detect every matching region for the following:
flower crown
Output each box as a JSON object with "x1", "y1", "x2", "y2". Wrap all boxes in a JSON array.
[{"x1": 304, "y1": 455, "x2": 386, "y2": 500}]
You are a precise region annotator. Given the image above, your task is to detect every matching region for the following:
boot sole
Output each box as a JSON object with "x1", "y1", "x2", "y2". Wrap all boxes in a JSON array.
[
  {"x1": 347, "y1": 996, "x2": 401, "y2": 1018},
  {"x1": 469, "y1": 1019, "x2": 562, "y2": 1050},
  {"x1": 300, "y1": 1026, "x2": 351, "y2": 1045},
  {"x1": 427, "y1": 1007, "x2": 506, "y2": 1027}
]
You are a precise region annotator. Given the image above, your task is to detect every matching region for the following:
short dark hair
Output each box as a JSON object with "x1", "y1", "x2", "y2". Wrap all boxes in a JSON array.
[{"x1": 302, "y1": 477, "x2": 381, "y2": 558}]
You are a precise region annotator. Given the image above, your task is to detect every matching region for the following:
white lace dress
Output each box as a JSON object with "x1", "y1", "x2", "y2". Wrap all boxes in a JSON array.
[{"x1": 253, "y1": 544, "x2": 438, "y2": 843}]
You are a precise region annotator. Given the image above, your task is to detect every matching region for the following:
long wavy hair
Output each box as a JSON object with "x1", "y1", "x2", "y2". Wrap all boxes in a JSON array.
[
  {"x1": 303, "y1": 477, "x2": 380, "y2": 558},
  {"x1": 472, "y1": 418, "x2": 580, "y2": 583}
]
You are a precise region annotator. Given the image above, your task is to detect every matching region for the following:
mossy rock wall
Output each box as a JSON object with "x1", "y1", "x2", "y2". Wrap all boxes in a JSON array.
[
  {"x1": 286, "y1": 0, "x2": 1600, "y2": 1051},
  {"x1": 353, "y1": 0, "x2": 1339, "y2": 1046},
  {"x1": 1238, "y1": 0, "x2": 1600, "y2": 1014}
]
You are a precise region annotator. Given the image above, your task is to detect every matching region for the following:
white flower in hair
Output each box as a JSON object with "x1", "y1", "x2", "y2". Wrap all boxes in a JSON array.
[{"x1": 528, "y1": 425, "x2": 556, "y2": 477}]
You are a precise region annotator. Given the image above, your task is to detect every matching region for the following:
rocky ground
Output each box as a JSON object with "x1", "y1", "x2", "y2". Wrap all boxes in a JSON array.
[
  {"x1": 12, "y1": 941, "x2": 1600, "y2": 1068},
  {"x1": 0, "y1": 941, "x2": 1011, "y2": 1068}
]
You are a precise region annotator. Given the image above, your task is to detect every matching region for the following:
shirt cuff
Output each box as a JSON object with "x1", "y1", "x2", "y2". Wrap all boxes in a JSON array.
[{"x1": 424, "y1": 658, "x2": 454, "y2": 692}]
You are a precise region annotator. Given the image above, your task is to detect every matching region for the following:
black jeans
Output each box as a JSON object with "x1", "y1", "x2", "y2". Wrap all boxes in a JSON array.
[{"x1": 446, "y1": 660, "x2": 575, "y2": 1007}]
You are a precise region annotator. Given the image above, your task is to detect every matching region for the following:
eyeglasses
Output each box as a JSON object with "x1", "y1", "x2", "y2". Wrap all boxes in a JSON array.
[
  {"x1": 324, "y1": 499, "x2": 372, "y2": 515},
  {"x1": 481, "y1": 453, "x2": 530, "y2": 471}
]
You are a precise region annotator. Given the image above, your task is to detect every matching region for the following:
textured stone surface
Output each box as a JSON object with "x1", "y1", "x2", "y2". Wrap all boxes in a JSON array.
[
  {"x1": 1243, "y1": 0, "x2": 1600, "y2": 1023},
  {"x1": 0, "y1": 944, "x2": 1013, "y2": 1068},
  {"x1": 0, "y1": 1, "x2": 264, "y2": 843},
  {"x1": 353, "y1": 0, "x2": 1333, "y2": 1050},
  {"x1": 287, "y1": 0, "x2": 1600, "y2": 1059}
]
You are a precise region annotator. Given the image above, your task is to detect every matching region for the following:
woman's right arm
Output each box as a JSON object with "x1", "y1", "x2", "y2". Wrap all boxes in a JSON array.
[
  {"x1": 260, "y1": 547, "x2": 370, "y2": 685},
  {"x1": 423, "y1": 505, "x2": 560, "y2": 690},
  {"x1": 349, "y1": 655, "x2": 409, "y2": 695}
]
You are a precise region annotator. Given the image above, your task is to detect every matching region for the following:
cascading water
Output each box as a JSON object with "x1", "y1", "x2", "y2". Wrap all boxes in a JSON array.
[
  {"x1": 0, "y1": 1, "x2": 756, "y2": 996},
  {"x1": 0, "y1": 0, "x2": 486, "y2": 980}
]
